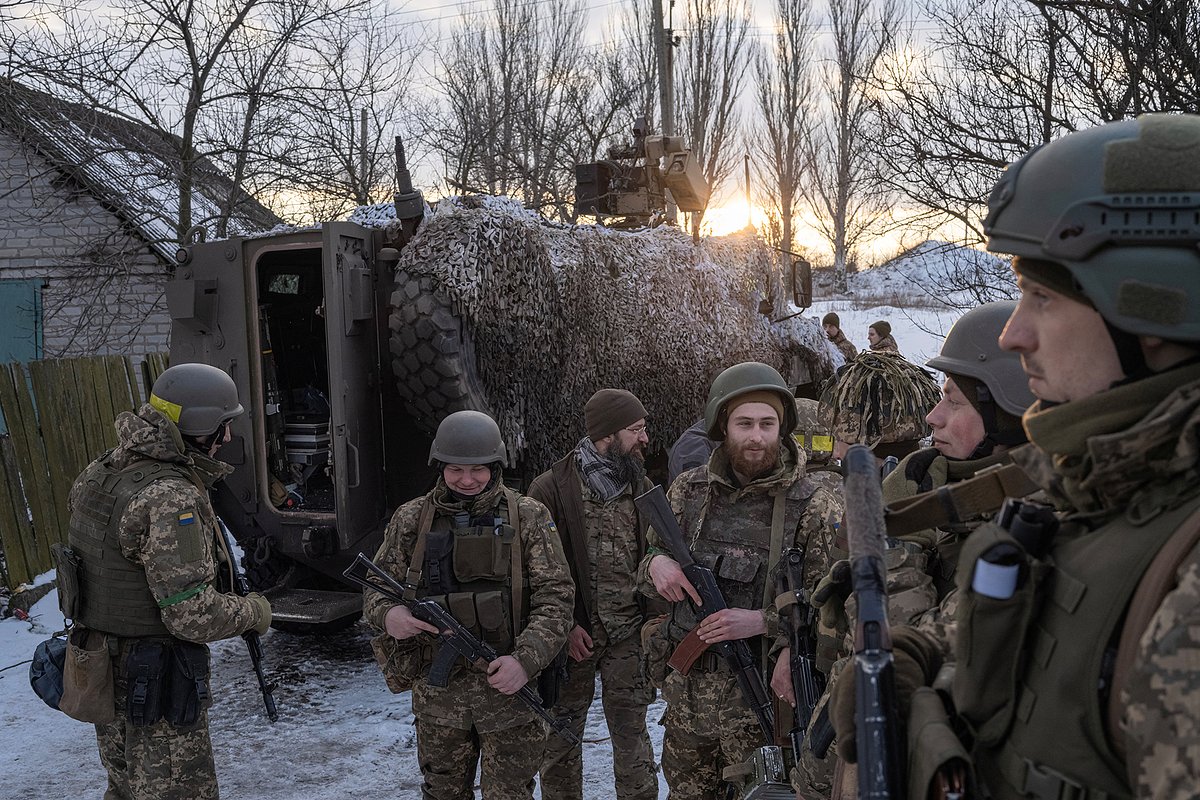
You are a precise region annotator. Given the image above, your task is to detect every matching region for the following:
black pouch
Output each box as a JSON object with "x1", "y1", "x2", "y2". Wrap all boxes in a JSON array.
[
  {"x1": 50, "y1": 543, "x2": 82, "y2": 621},
  {"x1": 125, "y1": 640, "x2": 169, "y2": 726},
  {"x1": 537, "y1": 646, "x2": 570, "y2": 708},
  {"x1": 166, "y1": 641, "x2": 211, "y2": 727}
]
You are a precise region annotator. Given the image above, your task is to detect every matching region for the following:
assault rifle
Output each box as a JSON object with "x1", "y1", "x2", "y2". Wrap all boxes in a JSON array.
[
  {"x1": 777, "y1": 547, "x2": 825, "y2": 759},
  {"x1": 844, "y1": 444, "x2": 903, "y2": 798},
  {"x1": 341, "y1": 553, "x2": 580, "y2": 745},
  {"x1": 634, "y1": 485, "x2": 775, "y2": 742},
  {"x1": 216, "y1": 519, "x2": 279, "y2": 723}
]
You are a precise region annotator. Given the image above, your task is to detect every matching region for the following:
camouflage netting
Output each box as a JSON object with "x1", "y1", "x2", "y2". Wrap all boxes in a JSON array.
[
  {"x1": 820, "y1": 351, "x2": 942, "y2": 447},
  {"x1": 385, "y1": 195, "x2": 837, "y2": 474}
]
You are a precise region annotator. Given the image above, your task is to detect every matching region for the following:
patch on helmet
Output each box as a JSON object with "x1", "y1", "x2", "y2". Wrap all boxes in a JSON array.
[
  {"x1": 1117, "y1": 280, "x2": 1187, "y2": 326},
  {"x1": 1105, "y1": 115, "x2": 1200, "y2": 193}
]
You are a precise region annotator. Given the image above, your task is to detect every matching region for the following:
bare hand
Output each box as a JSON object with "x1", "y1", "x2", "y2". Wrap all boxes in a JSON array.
[
  {"x1": 486, "y1": 655, "x2": 530, "y2": 695},
  {"x1": 567, "y1": 625, "x2": 594, "y2": 662},
  {"x1": 771, "y1": 648, "x2": 794, "y2": 707},
  {"x1": 695, "y1": 608, "x2": 766, "y2": 644},
  {"x1": 649, "y1": 555, "x2": 702, "y2": 605},
  {"x1": 384, "y1": 604, "x2": 440, "y2": 640}
]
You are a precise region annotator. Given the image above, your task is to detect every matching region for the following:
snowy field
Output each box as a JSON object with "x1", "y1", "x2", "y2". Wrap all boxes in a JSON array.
[{"x1": 0, "y1": 242, "x2": 1010, "y2": 798}]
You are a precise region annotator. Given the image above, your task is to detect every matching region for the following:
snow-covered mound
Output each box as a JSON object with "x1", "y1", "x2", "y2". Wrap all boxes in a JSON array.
[{"x1": 847, "y1": 240, "x2": 1016, "y2": 309}]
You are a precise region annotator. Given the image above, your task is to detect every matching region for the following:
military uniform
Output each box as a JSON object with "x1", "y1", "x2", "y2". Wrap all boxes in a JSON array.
[
  {"x1": 638, "y1": 437, "x2": 842, "y2": 798},
  {"x1": 363, "y1": 477, "x2": 574, "y2": 800},
  {"x1": 868, "y1": 334, "x2": 899, "y2": 354},
  {"x1": 827, "y1": 330, "x2": 857, "y2": 363},
  {"x1": 69, "y1": 404, "x2": 266, "y2": 800},
  {"x1": 528, "y1": 452, "x2": 657, "y2": 800}
]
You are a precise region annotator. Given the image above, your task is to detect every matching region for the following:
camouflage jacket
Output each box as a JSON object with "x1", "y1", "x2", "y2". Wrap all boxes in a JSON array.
[
  {"x1": 637, "y1": 437, "x2": 843, "y2": 659},
  {"x1": 869, "y1": 334, "x2": 900, "y2": 354},
  {"x1": 66, "y1": 404, "x2": 263, "y2": 643},
  {"x1": 363, "y1": 478, "x2": 574, "y2": 731},
  {"x1": 946, "y1": 361, "x2": 1200, "y2": 799},
  {"x1": 828, "y1": 329, "x2": 858, "y2": 362},
  {"x1": 528, "y1": 453, "x2": 650, "y2": 644}
]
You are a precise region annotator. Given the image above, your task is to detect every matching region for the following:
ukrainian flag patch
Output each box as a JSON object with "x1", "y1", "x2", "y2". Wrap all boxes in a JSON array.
[{"x1": 177, "y1": 510, "x2": 196, "y2": 526}]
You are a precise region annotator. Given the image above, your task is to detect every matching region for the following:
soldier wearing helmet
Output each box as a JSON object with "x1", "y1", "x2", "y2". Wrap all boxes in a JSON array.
[
  {"x1": 830, "y1": 115, "x2": 1200, "y2": 800},
  {"x1": 362, "y1": 409, "x2": 573, "y2": 798},
  {"x1": 64, "y1": 363, "x2": 271, "y2": 800},
  {"x1": 637, "y1": 361, "x2": 843, "y2": 798}
]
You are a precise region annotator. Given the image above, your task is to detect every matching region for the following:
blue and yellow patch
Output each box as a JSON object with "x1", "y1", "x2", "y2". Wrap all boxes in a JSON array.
[{"x1": 177, "y1": 510, "x2": 196, "y2": 526}]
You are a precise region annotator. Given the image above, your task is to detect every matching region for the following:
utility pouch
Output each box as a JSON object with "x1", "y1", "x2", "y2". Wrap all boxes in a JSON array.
[
  {"x1": 452, "y1": 524, "x2": 514, "y2": 582},
  {"x1": 538, "y1": 646, "x2": 570, "y2": 708},
  {"x1": 952, "y1": 522, "x2": 1048, "y2": 745},
  {"x1": 640, "y1": 614, "x2": 670, "y2": 689},
  {"x1": 908, "y1": 686, "x2": 975, "y2": 800},
  {"x1": 473, "y1": 590, "x2": 512, "y2": 652},
  {"x1": 50, "y1": 543, "x2": 82, "y2": 621},
  {"x1": 165, "y1": 641, "x2": 211, "y2": 727},
  {"x1": 60, "y1": 627, "x2": 115, "y2": 724},
  {"x1": 125, "y1": 640, "x2": 170, "y2": 727},
  {"x1": 370, "y1": 633, "x2": 428, "y2": 694}
]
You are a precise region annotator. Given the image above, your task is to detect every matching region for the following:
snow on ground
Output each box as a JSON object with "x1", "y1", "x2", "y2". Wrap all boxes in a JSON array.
[{"x1": 1, "y1": 583, "x2": 669, "y2": 799}]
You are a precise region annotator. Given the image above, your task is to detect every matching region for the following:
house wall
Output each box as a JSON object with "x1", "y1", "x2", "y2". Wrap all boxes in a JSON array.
[{"x1": 0, "y1": 129, "x2": 172, "y2": 363}]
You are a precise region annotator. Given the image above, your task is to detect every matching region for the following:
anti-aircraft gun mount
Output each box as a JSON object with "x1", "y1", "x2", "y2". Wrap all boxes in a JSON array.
[{"x1": 573, "y1": 118, "x2": 710, "y2": 227}]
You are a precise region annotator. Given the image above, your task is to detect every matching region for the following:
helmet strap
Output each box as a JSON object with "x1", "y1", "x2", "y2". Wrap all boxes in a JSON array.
[
  {"x1": 969, "y1": 385, "x2": 1028, "y2": 459},
  {"x1": 1104, "y1": 320, "x2": 1150, "y2": 383}
]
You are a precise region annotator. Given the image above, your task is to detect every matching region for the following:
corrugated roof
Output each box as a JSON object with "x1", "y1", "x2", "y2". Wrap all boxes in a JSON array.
[{"x1": 0, "y1": 77, "x2": 281, "y2": 263}]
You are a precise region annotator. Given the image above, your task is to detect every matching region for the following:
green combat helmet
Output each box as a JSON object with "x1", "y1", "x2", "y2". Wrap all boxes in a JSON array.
[
  {"x1": 703, "y1": 361, "x2": 798, "y2": 440},
  {"x1": 149, "y1": 363, "x2": 244, "y2": 436},
  {"x1": 428, "y1": 410, "x2": 508, "y2": 466},
  {"x1": 792, "y1": 397, "x2": 834, "y2": 466},
  {"x1": 926, "y1": 301, "x2": 1034, "y2": 417},
  {"x1": 985, "y1": 113, "x2": 1200, "y2": 342},
  {"x1": 820, "y1": 352, "x2": 941, "y2": 449}
]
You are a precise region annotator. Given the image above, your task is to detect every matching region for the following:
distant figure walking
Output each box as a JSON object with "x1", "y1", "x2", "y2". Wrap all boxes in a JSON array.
[
  {"x1": 867, "y1": 319, "x2": 900, "y2": 354},
  {"x1": 822, "y1": 312, "x2": 858, "y2": 362}
]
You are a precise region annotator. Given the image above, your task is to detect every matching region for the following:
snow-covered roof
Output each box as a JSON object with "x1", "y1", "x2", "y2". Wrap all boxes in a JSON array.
[{"x1": 0, "y1": 78, "x2": 281, "y2": 264}]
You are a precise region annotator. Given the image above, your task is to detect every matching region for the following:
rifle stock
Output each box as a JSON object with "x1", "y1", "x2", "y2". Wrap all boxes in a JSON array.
[
  {"x1": 216, "y1": 519, "x2": 279, "y2": 723},
  {"x1": 635, "y1": 485, "x2": 775, "y2": 743},
  {"x1": 342, "y1": 553, "x2": 580, "y2": 745},
  {"x1": 843, "y1": 445, "x2": 903, "y2": 799}
]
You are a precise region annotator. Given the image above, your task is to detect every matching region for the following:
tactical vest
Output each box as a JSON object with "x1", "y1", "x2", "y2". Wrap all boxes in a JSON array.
[
  {"x1": 68, "y1": 455, "x2": 203, "y2": 637},
  {"x1": 955, "y1": 493, "x2": 1200, "y2": 800},
  {"x1": 412, "y1": 489, "x2": 531, "y2": 655}
]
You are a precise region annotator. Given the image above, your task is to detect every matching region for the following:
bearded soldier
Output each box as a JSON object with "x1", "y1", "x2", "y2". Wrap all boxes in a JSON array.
[
  {"x1": 65, "y1": 363, "x2": 272, "y2": 800},
  {"x1": 363, "y1": 410, "x2": 573, "y2": 800},
  {"x1": 831, "y1": 114, "x2": 1200, "y2": 800},
  {"x1": 530, "y1": 389, "x2": 658, "y2": 800},
  {"x1": 638, "y1": 362, "x2": 843, "y2": 799}
]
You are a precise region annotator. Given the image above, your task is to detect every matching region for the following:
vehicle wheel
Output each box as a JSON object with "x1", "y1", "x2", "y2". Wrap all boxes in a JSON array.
[{"x1": 388, "y1": 267, "x2": 490, "y2": 431}]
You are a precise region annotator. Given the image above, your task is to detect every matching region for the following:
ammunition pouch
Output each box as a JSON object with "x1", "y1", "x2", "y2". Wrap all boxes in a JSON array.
[
  {"x1": 639, "y1": 613, "x2": 670, "y2": 689},
  {"x1": 126, "y1": 640, "x2": 169, "y2": 726},
  {"x1": 952, "y1": 522, "x2": 1049, "y2": 745},
  {"x1": 167, "y1": 641, "x2": 212, "y2": 727},
  {"x1": 429, "y1": 590, "x2": 513, "y2": 653},
  {"x1": 370, "y1": 633, "x2": 431, "y2": 694},
  {"x1": 452, "y1": 523, "x2": 515, "y2": 582},
  {"x1": 424, "y1": 530, "x2": 458, "y2": 595},
  {"x1": 51, "y1": 543, "x2": 82, "y2": 621},
  {"x1": 124, "y1": 639, "x2": 213, "y2": 727},
  {"x1": 537, "y1": 646, "x2": 570, "y2": 708},
  {"x1": 60, "y1": 627, "x2": 115, "y2": 724}
]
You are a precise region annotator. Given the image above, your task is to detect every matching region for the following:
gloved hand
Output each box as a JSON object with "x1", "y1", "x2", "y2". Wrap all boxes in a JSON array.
[
  {"x1": 811, "y1": 559, "x2": 853, "y2": 633},
  {"x1": 828, "y1": 625, "x2": 942, "y2": 763},
  {"x1": 247, "y1": 592, "x2": 272, "y2": 635}
]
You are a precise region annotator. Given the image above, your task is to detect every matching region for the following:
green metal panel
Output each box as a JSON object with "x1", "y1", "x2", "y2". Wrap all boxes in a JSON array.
[{"x1": 0, "y1": 280, "x2": 42, "y2": 434}]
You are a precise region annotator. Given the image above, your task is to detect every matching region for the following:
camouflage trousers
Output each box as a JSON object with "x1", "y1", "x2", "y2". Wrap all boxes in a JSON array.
[
  {"x1": 96, "y1": 646, "x2": 217, "y2": 800},
  {"x1": 660, "y1": 668, "x2": 762, "y2": 799},
  {"x1": 539, "y1": 631, "x2": 658, "y2": 800},
  {"x1": 416, "y1": 716, "x2": 546, "y2": 800}
]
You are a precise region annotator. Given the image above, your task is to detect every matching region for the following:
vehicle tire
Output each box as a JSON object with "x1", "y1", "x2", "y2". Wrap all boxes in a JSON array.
[{"x1": 388, "y1": 267, "x2": 490, "y2": 432}]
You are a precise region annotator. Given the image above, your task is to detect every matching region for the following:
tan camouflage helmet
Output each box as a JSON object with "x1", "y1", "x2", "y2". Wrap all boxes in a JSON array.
[
  {"x1": 428, "y1": 410, "x2": 508, "y2": 466},
  {"x1": 149, "y1": 363, "x2": 244, "y2": 436},
  {"x1": 792, "y1": 397, "x2": 834, "y2": 465},
  {"x1": 985, "y1": 114, "x2": 1200, "y2": 341},
  {"x1": 820, "y1": 352, "x2": 941, "y2": 447}
]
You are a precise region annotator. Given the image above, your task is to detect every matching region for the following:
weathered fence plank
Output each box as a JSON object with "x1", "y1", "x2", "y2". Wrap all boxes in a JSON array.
[
  {"x1": 0, "y1": 435, "x2": 34, "y2": 586},
  {"x1": 0, "y1": 364, "x2": 57, "y2": 565}
]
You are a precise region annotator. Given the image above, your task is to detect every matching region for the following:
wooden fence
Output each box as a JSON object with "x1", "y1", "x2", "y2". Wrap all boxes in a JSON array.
[{"x1": 0, "y1": 353, "x2": 168, "y2": 589}]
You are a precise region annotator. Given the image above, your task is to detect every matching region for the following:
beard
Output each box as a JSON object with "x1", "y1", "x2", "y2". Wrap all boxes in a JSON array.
[
  {"x1": 726, "y1": 436, "x2": 781, "y2": 481},
  {"x1": 607, "y1": 437, "x2": 647, "y2": 486}
]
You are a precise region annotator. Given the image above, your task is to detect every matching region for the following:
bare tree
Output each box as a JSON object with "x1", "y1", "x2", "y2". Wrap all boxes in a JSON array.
[
  {"x1": 800, "y1": 0, "x2": 898, "y2": 290},
  {"x1": 677, "y1": 0, "x2": 752, "y2": 235},
  {"x1": 753, "y1": 0, "x2": 816, "y2": 253}
]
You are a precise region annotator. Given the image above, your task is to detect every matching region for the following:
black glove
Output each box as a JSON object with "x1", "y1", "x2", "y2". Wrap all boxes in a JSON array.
[{"x1": 828, "y1": 625, "x2": 942, "y2": 763}]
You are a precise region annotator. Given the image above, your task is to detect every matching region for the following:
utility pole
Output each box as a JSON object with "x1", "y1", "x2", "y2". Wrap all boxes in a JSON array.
[
  {"x1": 653, "y1": 0, "x2": 677, "y2": 223},
  {"x1": 360, "y1": 109, "x2": 368, "y2": 205}
]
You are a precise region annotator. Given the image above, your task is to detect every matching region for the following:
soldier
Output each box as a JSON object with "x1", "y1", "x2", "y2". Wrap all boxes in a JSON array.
[
  {"x1": 831, "y1": 114, "x2": 1200, "y2": 799},
  {"x1": 528, "y1": 388, "x2": 658, "y2": 800},
  {"x1": 64, "y1": 363, "x2": 272, "y2": 800},
  {"x1": 821, "y1": 313, "x2": 859, "y2": 362},
  {"x1": 363, "y1": 410, "x2": 574, "y2": 800},
  {"x1": 638, "y1": 362, "x2": 842, "y2": 799},
  {"x1": 866, "y1": 320, "x2": 899, "y2": 354}
]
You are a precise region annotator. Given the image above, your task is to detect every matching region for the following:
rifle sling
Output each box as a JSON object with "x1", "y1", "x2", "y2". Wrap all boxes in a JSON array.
[
  {"x1": 884, "y1": 462, "x2": 1039, "y2": 538},
  {"x1": 505, "y1": 488, "x2": 523, "y2": 642},
  {"x1": 404, "y1": 498, "x2": 437, "y2": 603}
]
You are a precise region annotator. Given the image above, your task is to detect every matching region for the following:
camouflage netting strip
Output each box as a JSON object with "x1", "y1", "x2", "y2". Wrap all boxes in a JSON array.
[
  {"x1": 391, "y1": 196, "x2": 836, "y2": 473},
  {"x1": 822, "y1": 351, "x2": 942, "y2": 447}
]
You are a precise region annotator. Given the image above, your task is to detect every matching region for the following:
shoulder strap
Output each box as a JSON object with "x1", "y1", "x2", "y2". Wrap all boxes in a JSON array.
[
  {"x1": 1108, "y1": 504, "x2": 1200, "y2": 763},
  {"x1": 505, "y1": 489, "x2": 523, "y2": 633},
  {"x1": 761, "y1": 490, "x2": 789, "y2": 667},
  {"x1": 402, "y1": 497, "x2": 437, "y2": 602},
  {"x1": 884, "y1": 462, "x2": 1039, "y2": 538}
]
